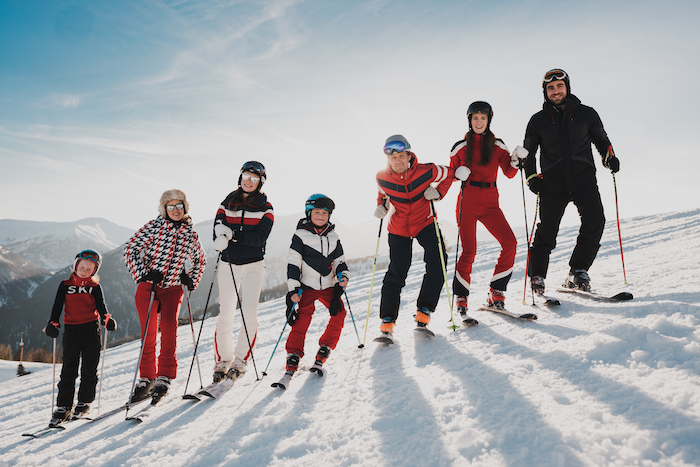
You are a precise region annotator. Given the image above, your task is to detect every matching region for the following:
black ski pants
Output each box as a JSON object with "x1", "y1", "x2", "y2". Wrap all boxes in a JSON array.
[
  {"x1": 528, "y1": 184, "x2": 605, "y2": 279},
  {"x1": 57, "y1": 321, "x2": 102, "y2": 408},
  {"x1": 379, "y1": 224, "x2": 447, "y2": 321}
]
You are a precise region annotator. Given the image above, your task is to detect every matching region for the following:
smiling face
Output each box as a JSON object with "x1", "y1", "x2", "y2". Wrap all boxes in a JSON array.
[
  {"x1": 75, "y1": 259, "x2": 96, "y2": 279},
  {"x1": 387, "y1": 151, "x2": 410, "y2": 174},
  {"x1": 165, "y1": 199, "x2": 185, "y2": 221},
  {"x1": 545, "y1": 80, "x2": 568, "y2": 106},
  {"x1": 470, "y1": 112, "x2": 489, "y2": 135},
  {"x1": 310, "y1": 208, "x2": 329, "y2": 227},
  {"x1": 240, "y1": 171, "x2": 261, "y2": 193}
]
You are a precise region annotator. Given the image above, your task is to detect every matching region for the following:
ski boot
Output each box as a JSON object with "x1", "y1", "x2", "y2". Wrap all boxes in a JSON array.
[
  {"x1": 50, "y1": 406, "x2": 72, "y2": 427},
  {"x1": 131, "y1": 377, "x2": 155, "y2": 403},
  {"x1": 415, "y1": 307, "x2": 432, "y2": 328},
  {"x1": 531, "y1": 276, "x2": 545, "y2": 295},
  {"x1": 272, "y1": 354, "x2": 299, "y2": 389},
  {"x1": 72, "y1": 402, "x2": 90, "y2": 419},
  {"x1": 151, "y1": 376, "x2": 171, "y2": 404},
  {"x1": 310, "y1": 345, "x2": 331, "y2": 376},
  {"x1": 212, "y1": 360, "x2": 232, "y2": 383},
  {"x1": 457, "y1": 296, "x2": 478, "y2": 327},
  {"x1": 229, "y1": 357, "x2": 247, "y2": 379},
  {"x1": 488, "y1": 288, "x2": 506, "y2": 311},
  {"x1": 564, "y1": 269, "x2": 591, "y2": 292}
]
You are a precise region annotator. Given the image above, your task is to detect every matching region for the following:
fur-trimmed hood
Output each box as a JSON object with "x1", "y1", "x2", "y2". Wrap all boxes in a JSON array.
[{"x1": 158, "y1": 189, "x2": 190, "y2": 217}]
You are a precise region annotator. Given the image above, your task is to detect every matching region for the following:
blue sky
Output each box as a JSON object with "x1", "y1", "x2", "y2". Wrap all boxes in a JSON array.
[{"x1": 1, "y1": 0, "x2": 698, "y2": 231}]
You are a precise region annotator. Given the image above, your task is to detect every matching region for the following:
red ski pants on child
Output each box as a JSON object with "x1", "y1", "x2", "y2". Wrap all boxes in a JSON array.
[
  {"x1": 285, "y1": 288, "x2": 346, "y2": 359},
  {"x1": 453, "y1": 186, "x2": 517, "y2": 297},
  {"x1": 135, "y1": 282, "x2": 183, "y2": 380}
]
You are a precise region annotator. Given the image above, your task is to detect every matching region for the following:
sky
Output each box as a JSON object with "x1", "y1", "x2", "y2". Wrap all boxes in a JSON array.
[{"x1": 1, "y1": 0, "x2": 699, "y2": 232}]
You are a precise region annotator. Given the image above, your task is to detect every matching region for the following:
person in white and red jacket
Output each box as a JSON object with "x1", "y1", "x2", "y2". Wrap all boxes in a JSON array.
[
  {"x1": 44, "y1": 249, "x2": 115, "y2": 423},
  {"x1": 374, "y1": 134, "x2": 453, "y2": 338},
  {"x1": 124, "y1": 189, "x2": 206, "y2": 402}
]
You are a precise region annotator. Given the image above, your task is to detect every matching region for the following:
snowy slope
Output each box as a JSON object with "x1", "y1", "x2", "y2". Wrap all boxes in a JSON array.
[{"x1": 1, "y1": 209, "x2": 699, "y2": 467}]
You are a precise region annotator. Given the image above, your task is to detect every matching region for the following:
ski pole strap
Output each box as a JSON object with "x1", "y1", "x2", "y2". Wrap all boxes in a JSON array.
[{"x1": 526, "y1": 173, "x2": 539, "y2": 184}]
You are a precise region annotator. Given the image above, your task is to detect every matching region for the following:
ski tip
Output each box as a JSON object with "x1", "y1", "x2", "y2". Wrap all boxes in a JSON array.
[
  {"x1": 461, "y1": 319, "x2": 478, "y2": 327},
  {"x1": 271, "y1": 382, "x2": 287, "y2": 390},
  {"x1": 519, "y1": 313, "x2": 538, "y2": 320},
  {"x1": 611, "y1": 292, "x2": 634, "y2": 301}
]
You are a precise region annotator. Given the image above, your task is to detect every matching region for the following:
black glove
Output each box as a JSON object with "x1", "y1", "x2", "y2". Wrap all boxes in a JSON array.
[
  {"x1": 45, "y1": 320, "x2": 59, "y2": 338},
  {"x1": 101, "y1": 314, "x2": 117, "y2": 331},
  {"x1": 285, "y1": 289, "x2": 301, "y2": 326},
  {"x1": 139, "y1": 270, "x2": 163, "y2": 285},
  {"x1": 180, "y1": 272, "x2": 194, "y2": 291},
  {"x1": 604, "y1": 154, "x2": 620, "y2": 173},
  {"x1": 329, "y1": 283, "x2": 344, "y2": 316},
  {"x1": 527, "y1": 175, "x2": 544, "y2": 195}
]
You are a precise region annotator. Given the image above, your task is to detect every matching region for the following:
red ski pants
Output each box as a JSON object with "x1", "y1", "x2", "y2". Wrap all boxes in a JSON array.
[
  {"x1": 285, "y1": 288, "x2": 346, "y2": 359},
  {"x1": 135, "y1": 282, "x2": 183, "y2": 380},
  {"x1": 453, "y1": 186, "x2": 517, "y2": 297}
]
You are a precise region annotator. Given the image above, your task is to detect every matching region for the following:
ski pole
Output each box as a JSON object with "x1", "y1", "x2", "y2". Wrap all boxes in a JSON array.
[
  {"x1": 451, "y1": 182, "x2": 465, "y2": 313},
  {"x1": 51, "y1": 336, "x2": 56, "y2": 416},
  {"x1": 228, "y1": 261, "x2": 260, "y2": 381},
  {"x1": 612, "y1": 173, "x2": 628, "y2": 284},
  {"x1": 182, "y1": 286, "x2": 203, "y2": 396},
  {"x1": 430, "y1": 200, "x2": 459, "y2": 331},
  {"x1": 184, "y1": 255, "x2": 220, "y2": 393},
  {"x1": 97, "y1": 322, "x2": 108, "y2": 413},
  {"x1": 262, "y1": 289, "x2": 301, "y2": 377},
  {"x1": 126, "y1": 281, "x2": 157, "y2": 415},
  {"x1": 518, "y1": 168, "x2": 530, "y2": 304},
  {"x1": 338, "y1": 273, "x2": 363, "y2": 348},
  {"x1": 523, "y1": 195, "x2": 540, "y2": 305},
  {"x1": 362, "y1": 218, "x2": 383, "y2": 346}
]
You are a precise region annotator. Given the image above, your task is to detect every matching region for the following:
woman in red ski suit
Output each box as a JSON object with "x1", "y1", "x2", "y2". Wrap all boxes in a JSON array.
[{"x1": 438, "y1": 101, "x2": 526, "y2": 311}]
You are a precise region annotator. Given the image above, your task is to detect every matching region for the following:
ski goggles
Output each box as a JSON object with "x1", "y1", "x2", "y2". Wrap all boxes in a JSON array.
[
  {"x1": 165, "y1": 202, "x2": 185, "y2": 212},
  {"x1": 241, "y1": 173, "x2": 260, "y2": 183},
  {"x1": 77, "y1": 250, "x2": 101, "y2": 263},
  {"x1": 383, "y1": 140, "x2": 408, "y2": 155},
  {"x1": 542, "y1": 69, "x2": 568, "y2": 85}
]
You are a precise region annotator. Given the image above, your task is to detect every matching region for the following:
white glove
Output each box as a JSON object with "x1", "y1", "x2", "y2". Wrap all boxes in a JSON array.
[
  {"x1": 214, "y1": 236, "x2": 229, "y2": 252},
  {"x1": 214, "y1": 222, "x2": 233, "y2": 240},
  {"x1": 455, "y1": 166, "x2": 471, "y2": 181},
  {"x1": 374, "y1": 204, "x2": 388, "y2": 219},
  {"x1": 423, "y1": 186, "x2": 440, "y2": 201},
  {"x1": 510, "y1": 146, "x2": 528, "y2": 169}
]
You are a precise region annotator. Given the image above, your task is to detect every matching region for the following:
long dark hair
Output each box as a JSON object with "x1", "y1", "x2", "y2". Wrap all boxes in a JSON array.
[
  {"x1": 462, "y1": 129, "x2": 496, "y2": 167},
  {"x1": 223, "y1": 188, "x2": 262, "y2": 210}
]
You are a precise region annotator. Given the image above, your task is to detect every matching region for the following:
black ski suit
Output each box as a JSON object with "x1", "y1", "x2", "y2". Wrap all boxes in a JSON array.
[{"x1": 523, "y1": 94, "x2": 612, "y2": 278}]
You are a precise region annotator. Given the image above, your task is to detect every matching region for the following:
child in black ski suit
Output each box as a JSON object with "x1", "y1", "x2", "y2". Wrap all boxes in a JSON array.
[{"x1": 44, "y1": 250, "x2": 116, "y2": 422}]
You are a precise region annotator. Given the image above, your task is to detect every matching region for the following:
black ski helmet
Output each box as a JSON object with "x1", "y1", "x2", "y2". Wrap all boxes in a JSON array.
[
  {"x1": 542, "y1": 68, "x2": 570, "y2": 102},
  {"x1": 467, "y1": 101, "x2": 493, "y2": 131},
  {"x1": 238, "y1": 161, "x2": 266, "y2": 190},
  {"x1": 305, "y1": 193, "x2": 335, "y2": 220}
]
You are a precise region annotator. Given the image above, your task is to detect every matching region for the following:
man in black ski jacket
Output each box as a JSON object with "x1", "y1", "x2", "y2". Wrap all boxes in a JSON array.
[{"x1": 523, "y1": 68, "x2": 620, "y2": 293}]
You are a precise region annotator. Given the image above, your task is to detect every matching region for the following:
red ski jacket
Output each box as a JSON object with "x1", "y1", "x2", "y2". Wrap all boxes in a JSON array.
[
  {"x1": 376, "y1": 152, "x2": 452, "y2": 238},
  {"x1": 49, "y1": 274, "x2": 109, "y2": 325}
]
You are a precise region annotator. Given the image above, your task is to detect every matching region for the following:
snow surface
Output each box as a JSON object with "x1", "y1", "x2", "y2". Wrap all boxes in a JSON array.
[{"x1": 1, "y1": 209, "x2": 699, "y2": 467}]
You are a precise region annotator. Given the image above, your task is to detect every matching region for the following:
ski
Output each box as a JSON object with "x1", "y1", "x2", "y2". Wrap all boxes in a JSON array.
[
  {"x1": 125, "y1": 392, "x2": 173, "y2": 423},
  {"x1": 414, "y1": 326, "x2": 435, "y2": 338},
  {"x1": 271, "y1": 371, "x2": 294, "y2": 390},
  {"x1": 373, "y1": 333, "x2": 394, "y2": 345},
  {"x1": 459, "y1": 313, "x2": 479, "y2": 327},
  {"x1": 556, "y1": 287, "x2": 633, "y2": 302},
  {"x1": 534, "y1": 292, "x2": 561, "y2": 307},
  {"x1": 22, "y1": 423, "x2": 67, "y2": 439},
  {"x1": 196, "y1": 371, "x2": 244, "y2": 399},
  {"x1": 89, "y1": 398, "x2": 149, "y2": 423},
  {"x1": 477, "y1": 305, "x2": 537, "y2": 320}
]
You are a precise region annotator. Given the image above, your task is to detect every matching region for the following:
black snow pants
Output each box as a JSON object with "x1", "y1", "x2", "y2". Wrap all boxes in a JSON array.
[{"x1": 57, "y1": 321, "x2": 102, "y2": 408}]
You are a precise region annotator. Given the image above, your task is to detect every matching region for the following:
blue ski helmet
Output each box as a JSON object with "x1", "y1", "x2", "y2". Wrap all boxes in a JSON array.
[{"x1": 305, "y1": 194, "x2": 335, "y2": 219}]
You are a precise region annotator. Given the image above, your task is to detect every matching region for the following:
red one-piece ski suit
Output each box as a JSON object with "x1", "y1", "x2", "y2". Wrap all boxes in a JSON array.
[{"x1": 438, "y1": 134, "x2": 518, "y2": 297}]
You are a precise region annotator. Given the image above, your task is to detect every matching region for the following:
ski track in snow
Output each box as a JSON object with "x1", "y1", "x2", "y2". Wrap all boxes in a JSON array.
[{"x1": 1, "y1": 209, "x2": 699, "y2": 467}]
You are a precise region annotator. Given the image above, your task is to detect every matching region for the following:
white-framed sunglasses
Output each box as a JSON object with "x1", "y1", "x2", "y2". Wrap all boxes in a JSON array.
[{"x1": 241, "y1": 173, "x2": 260, "y2": 183}]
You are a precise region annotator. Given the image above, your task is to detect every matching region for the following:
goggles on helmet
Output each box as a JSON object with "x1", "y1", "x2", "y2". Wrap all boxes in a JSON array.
[
  {"x1": 77, "y1": 250, "x2": 101, "y2": 263},
  {"x1": 383, "y1": 140, "x2": 408, "y2": 155},
  {"x1": 542, "y1": 69, "x2": 568, "y2": 85},
  {"x1": 241, "y1": 161, "x2": 265, "y2": 176}
]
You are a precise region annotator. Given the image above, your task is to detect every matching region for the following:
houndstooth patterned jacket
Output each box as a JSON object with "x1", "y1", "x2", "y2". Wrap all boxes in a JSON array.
[{"x1": 124, "y1": 215, "x2": 206, "y2": 289}]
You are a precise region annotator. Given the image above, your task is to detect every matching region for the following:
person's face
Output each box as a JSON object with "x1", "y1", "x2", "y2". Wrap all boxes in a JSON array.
[
  {"x1": 240, "y1": 171, "x2": 261, "y2": 193},
  {"x1": 75, "y1": 259, "x2": 96, "y2": 279},
  {"x1": 165, "y1": 199, "x2": 185, "y2": 221},
  {"x1": 545, "y1": 80, "x2": 568, "y2": 106},
  {"x1": 471, "y1": 113, "x2": 489, "y2": 135},
  {"x1": 387, "y1": 151, "x2": 410, "y2": 174},
  {"x1": 310, "y1": 208, "x2": 329, "y2": 227}
]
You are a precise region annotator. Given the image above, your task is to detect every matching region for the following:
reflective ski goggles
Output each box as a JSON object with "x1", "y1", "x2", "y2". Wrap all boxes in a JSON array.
[
  {"x1": 241, "y1": 173, "x2": 260, "y2": 183},
  {"x1": 542, "y1": 69, "x2": 568, "y2": 85},
  {"x1": 77, "y1": 250, "x2": 101, "y2": 263},
  {"x1": 383, "y1": 140, "x2": 408, "y2": 155},
  {"x1": 165, "y1": 202, "x2": 185, "y2": 212}
]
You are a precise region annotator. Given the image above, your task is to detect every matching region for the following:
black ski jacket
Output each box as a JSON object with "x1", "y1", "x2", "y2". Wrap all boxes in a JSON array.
[{"x1": 523, "y1": 94, "x2": 611, "y2": 193}]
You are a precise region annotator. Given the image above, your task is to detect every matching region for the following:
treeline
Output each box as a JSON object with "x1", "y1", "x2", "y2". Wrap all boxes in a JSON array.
[{"x1": 0, "y1": 343, "x2": 57, "y2": 363}]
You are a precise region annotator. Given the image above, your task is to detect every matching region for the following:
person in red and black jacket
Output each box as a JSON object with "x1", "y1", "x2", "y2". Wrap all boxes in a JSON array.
[
  {"x1": 211, "y1": 161, "x2": 274, "y2": 383},
  {"x1": 374, "y1": 135, "x2": 452, "y2": 338},
  {"x1": 44, "y1": 250, "x2": 116, "y2": 423},
  {"x1": 523, "y1": 69, "x2": 620, "y2": 294},
  {"x1": 437, "y1": 101, "x2": 527, "y2": 314}
]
